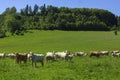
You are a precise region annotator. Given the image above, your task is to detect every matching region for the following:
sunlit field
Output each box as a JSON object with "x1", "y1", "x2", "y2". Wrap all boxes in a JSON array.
[
  {"x1": 0, "y1": 30, "x2": 120, "y2": 80},
  {"x1": 0, "y1": 30, "x2": 120, "y2": 53}
]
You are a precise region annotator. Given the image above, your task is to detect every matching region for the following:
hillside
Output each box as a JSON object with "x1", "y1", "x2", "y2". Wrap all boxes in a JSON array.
[
  {"x1": 0, "y1": 30, "x2": 119, "y2": 53},
  {"x1": 0, "y1": 30, "x2": 120, "y2": 80}
]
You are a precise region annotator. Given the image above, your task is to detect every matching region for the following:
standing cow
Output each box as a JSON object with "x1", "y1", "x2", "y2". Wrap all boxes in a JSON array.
[
  {"x1": 111, "y1": 50, "x2": 120, "y2": 57},
  {"x1": 0, "y1": 53, "x2": 6, "y2": 59},
  {"x1": 46, "y1": 51, "x2": 55, "y2": 62},
  {"x1": 54, "y1": 50, "x2": 70, "y2": 60},
  {"x1": 90, "y1": 51, "x2": 100, "y2": 57},
  {"x1": 31, "y1": 52, "x2": 44, "y2": 67},
  {"x1": 7, "y1": 53, "x2": 16, "y2": 59},
  {"x1": 16, "y1": 53, "x2": 28, "y2": 64},
  {"x1": 74, "y1": 52, "x2": 87, "y2": 57},
  {"x1": 99, "y1": 51, "x2": 109, "y2": 56}
]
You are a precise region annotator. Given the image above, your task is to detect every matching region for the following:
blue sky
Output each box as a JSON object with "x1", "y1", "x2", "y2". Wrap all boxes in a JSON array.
[{"x1": 0, "y1": 0, "x2": 120, "y2": 16}]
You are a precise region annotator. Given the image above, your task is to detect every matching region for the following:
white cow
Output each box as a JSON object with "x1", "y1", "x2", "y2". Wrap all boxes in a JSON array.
[
  {"x1": 111, "y1": 50, "x2": 120, "y2": 57},
  {"x1": 67, "y1": 54, "x2": 74, "y2": 61},
  {"x1": 27, "y1": 52, "x2": 33, "y2": 61},
  {"x1": 99, "y1": 51, "x2": 109, "y2": 56},
  {"x1": 54, "y1": 50, "x2": 70, "y2": 60},
  {"x1": 31, "y1": 53, "x2": 44, "y2": 67},
  {"x1": 46, "y1": 51, "x2": 55, "y2": 62},
  {"x1": 0, "y1": 53, "x2": 6, "y2": 58},
  {"x1": 7, "y1": 53, "x2": 16, "y2": 59},
  {"x1": 112, "y1": 53, "x2": 120, "y2": 57},
  {"x1": 74, "y1": 52, "x2": 87, "y2": 56}
]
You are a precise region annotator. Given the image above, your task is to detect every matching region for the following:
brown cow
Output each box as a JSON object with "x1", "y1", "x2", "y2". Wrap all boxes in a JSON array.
[
  {"x1": 111, "y1": 50, "x2": 120, "y2": 57},
  {"x1": 16, "y1": 53, "x2": 28, "y2": 64},
  {"x1": 90, "y1": 51, "x2": 100, "y2": 57}
]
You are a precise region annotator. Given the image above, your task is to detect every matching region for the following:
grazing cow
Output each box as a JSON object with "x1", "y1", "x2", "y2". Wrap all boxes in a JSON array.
[
  {"x1": 90, "y1": 51, "x2": 100, "y2": 57},
  {"x1": 0, "y1": 53, "x2": 6, "y2": 58},
  {"x1": 7, "y1": 53, "x2": 16, "y2": 59},
  {"x1": 31, "y1": 53, "x2": 44, "y2": 67},
  {"x1": 54, "y1": 50, "x2": 70, "y2": 60},
  {"x1": 16, "y1": 53, "x2": 28, "y2": 64},
  {"x1": 111, "y1": 50, "x2": 119, "y2": 54},
  {"x1": 46, "y1": 51, "x2": 55, "y2": 62},
  {"x1": 111, "y1": 50, "x2": 120, "y2": 57},
  {"x1": 74, "y1": 52, "x2": 87, "y2": 57},
  {"x1": 67, "y1": 54, "x2": 74, "y2": 61},
  {"x1": 99, "y1": 51, "x2": 109, "y2": 56},
  {"x1": 112, "y1": 53, "x2": 120, "y2": 57}
]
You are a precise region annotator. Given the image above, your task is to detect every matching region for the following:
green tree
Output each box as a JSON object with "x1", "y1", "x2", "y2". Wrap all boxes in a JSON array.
[
  {"x1": 28, "y1": 6, "x2": 33, "y2": 16},
  {"x1": 33, "y1": 4, "x2": 39, "y2": 15},
  {"x1": 40, "y1": 4, "x2": 47, "y2": 21}
]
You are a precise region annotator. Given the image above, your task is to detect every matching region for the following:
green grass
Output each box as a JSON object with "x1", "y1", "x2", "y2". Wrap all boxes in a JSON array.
[
  {"x1": 0, "y1": 30, "x2": 120, "y2": 80},
  {"x1": 0, "y1": 30, "x2": 120, "y2": 53},
  {"x1": 1, "y1": 56, "x2": 120, "y2": 80}
]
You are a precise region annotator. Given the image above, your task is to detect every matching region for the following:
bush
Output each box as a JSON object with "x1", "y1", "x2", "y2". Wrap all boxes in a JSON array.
[{"x1": 0, "y1": 32, "x2": 6, "y2": 38}]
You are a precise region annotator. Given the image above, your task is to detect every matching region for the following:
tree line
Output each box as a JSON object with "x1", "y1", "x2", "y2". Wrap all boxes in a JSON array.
[{"x1": 0, "y1": 4, "x2": 119, "y2": 37}]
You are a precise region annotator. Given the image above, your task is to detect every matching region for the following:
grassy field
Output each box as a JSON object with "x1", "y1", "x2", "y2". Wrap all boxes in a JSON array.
[
  {"x1": 0, "y1": 30, "x2": 120, "y2": 53},
  {"x1": 0, "y1": 30, "x2": 120, "y2": 80}
]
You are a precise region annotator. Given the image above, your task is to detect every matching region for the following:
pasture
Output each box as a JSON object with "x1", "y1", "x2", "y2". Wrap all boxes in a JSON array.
[{"x1": 0, "y1": 30, "x2": 120, "y2": 80}]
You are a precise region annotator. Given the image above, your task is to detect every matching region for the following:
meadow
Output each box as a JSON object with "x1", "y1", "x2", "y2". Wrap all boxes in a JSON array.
[{"x1": 0, "y1": 30, "x2": 120, "y2": 80}]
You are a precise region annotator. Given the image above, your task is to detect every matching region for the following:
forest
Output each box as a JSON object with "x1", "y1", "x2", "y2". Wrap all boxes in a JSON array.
[{"x1": 0, "y1": 4, "x2": 119, "y2": 37}]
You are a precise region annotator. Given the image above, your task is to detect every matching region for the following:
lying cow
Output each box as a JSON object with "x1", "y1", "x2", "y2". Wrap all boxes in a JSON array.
[
  {"x1": 16, "y1": 53, "x2": 28, "y2": 64},
  {"x1": 31, "y1": 52, "x2": 44, "y2": 67}
]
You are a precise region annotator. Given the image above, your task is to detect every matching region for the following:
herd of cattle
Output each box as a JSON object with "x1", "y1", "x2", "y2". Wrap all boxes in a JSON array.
[{"x1": 0, "y1": 50, "x2": 120, "y2": 67}]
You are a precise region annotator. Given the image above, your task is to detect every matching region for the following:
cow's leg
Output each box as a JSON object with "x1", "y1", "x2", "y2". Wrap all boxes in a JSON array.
[
  {"x1": 32, "y1": 61, "x2": 34, "y2": 67},
  {"x1": 16, "y1": 59, "x2": 19, "y2": 64},
  {"x1": 35, "y1": 62, "x2": 36, "y2": 67},
  {"x1": 24, "y1": 59, "x2": 27, "y2": 63},
  {"x1": 90, "y1": 55, "x2": 92, "y2": 57},
  {"x1": 41, "y1": 60, "x2": 44, "y2": 66},
  {"x1": 97, "y1": 55, "x2": 100, "y2": 57}
]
